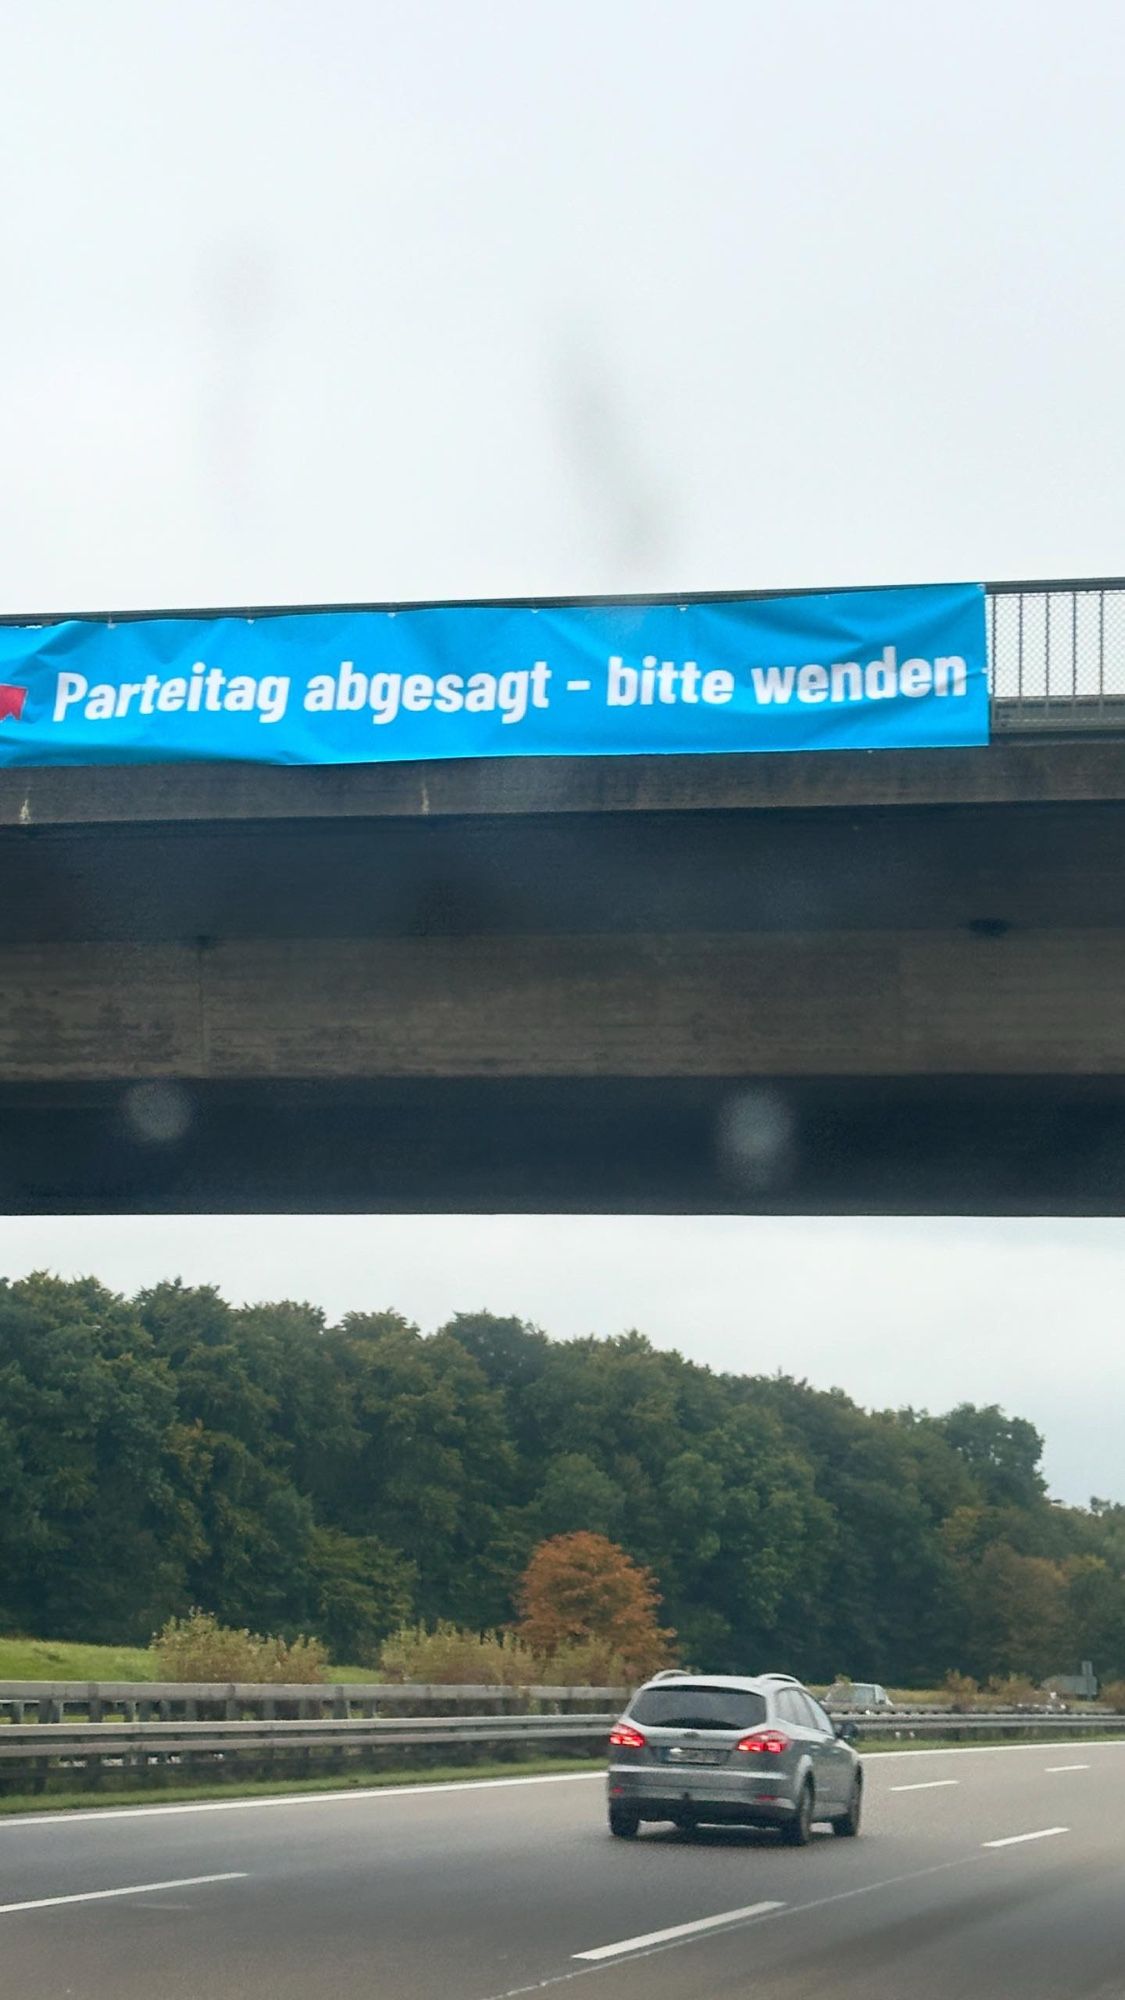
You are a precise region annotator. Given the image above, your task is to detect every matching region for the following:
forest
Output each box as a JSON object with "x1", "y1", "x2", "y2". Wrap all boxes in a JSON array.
[{"x1": 2, "y1": 1271, "x2": 1122, "y2": 1686}]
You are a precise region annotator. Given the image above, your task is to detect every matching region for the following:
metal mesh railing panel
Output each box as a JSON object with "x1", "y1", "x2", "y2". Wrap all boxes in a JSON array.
[{"x1": 988, "y1": 581, "x2": 1125, "y2": 729}]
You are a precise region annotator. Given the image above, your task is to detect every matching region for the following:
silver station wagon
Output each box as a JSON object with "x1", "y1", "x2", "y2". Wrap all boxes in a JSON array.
[{"x1": 607, "y1": 1671, "x2": 862, "y2": 1845}]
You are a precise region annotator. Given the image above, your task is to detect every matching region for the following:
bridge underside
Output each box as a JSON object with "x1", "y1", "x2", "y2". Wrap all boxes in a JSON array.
[
  {"x1": 2, "y1": 1076, "x2": 1125, "y2": 1215},
  {"x1": 2, "y1": 740, "x2": 1124, "y2": 1215}
]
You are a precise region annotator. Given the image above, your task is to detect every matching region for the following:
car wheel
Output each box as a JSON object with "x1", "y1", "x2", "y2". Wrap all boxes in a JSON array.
[
  {"x1": 782, "y1": 1780, "x2": 814, "y2": 1846},
  {"x1": 831, "y1": 1775, "x2": 862, "y2": 1837},
  {"x1": 609, "y1": 1804, "x2": 641, "y2": 1839}
]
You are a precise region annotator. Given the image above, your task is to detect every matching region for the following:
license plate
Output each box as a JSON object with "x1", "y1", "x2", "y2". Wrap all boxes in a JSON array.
[{"x1": 667, "y1": 1748, "x2": 723, "y2": 1766}]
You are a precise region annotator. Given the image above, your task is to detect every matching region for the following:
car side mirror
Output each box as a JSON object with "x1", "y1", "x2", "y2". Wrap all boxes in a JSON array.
[{"x1": 835, "y1": 1720, "x2": 857, "y2": 1741}]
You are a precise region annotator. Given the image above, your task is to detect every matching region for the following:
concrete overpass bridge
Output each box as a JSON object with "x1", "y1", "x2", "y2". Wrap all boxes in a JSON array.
[{"x1": 2, "y1": 577, "x2": 1124, "y2": 1216}]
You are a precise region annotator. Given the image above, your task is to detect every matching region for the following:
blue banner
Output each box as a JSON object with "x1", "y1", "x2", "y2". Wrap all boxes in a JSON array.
[{"x1": 0, "y1": 583, "x2": 988, "y2": 768}]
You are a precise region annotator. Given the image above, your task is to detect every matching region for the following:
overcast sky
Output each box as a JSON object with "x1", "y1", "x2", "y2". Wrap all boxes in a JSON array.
[{"x1": 4, "y1": 4, "x2": 1125, "y2": 1507}]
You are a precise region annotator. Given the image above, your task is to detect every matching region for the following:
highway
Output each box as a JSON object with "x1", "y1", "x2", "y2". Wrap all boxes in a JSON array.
[{"x1": 2, "y1": 1742, "x2": 1123, "y2": 1999}]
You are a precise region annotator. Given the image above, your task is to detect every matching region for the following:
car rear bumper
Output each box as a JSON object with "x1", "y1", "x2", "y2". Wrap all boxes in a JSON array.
[{"x1": 608, "y1": 1767, "x2": 797, "y2": 1825}]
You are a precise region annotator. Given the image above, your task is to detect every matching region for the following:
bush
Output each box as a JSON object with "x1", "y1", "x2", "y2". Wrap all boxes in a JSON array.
[
  {"x1": 1099, "y1": 1678, "x2": 1125, "y2": 1713},
  {"x1": 536, "y1": 1636, "x2": 631, "y2": 1686},
  {"x1": 152, "y1": 1611, "x2": 328, "y2": 1684},
  {"x1": 378, "y1": 1623, "x2": 538, "y2": 1686},
  {"x1": 376, "y1": 1622, "x2": 633, "y2": 1688},
  {"x1": 943, "y1": 1670, "x2": 980, "y2": 1710},
  {"x1": 984, "y1": 1673, "x2": 1041, "y2": 1706}
]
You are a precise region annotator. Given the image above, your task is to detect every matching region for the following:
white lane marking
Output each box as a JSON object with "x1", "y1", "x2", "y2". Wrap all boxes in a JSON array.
[
  {"x1": 983, "y1": 1826, "x2": 1069, "y2": 1849},
  {"x1": 889, "y1": 1779, "x2": 960, "y2": 1792},
  {"x1": 483, "y1": 1853, "x2": 979, "y2": 1998},
  {"x1": 1046, "y1": 1763, "x2": 1089, "y2": 1773},
  {"x1": 0, "y1": 1769, "x2": 602, "y2": 1831},
  {"x1": 0, "y1": 1872, "x2": 246, "y2": 1917},
  {"x1": 575, "y1": 1901, "x2": 783, "y2": 1961},
  {"x1": 864, "y1": 1739, "x2": 1125, "y2": 1763}
]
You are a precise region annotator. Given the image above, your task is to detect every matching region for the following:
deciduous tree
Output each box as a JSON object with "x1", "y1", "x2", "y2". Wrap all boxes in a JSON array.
[{"x1": 516, "y1": 1532, "x2": 673, "y2": 1677}]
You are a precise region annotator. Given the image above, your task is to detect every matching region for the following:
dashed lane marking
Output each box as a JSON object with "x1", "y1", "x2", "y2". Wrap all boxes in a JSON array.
[{"x1": 0, "y1": 1872, "x2": 247, "y2": 1917}]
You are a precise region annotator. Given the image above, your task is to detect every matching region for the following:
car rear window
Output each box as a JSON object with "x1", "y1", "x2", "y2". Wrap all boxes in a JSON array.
[{"x1": 629, "y1": 1685, "x2": 768, "y2": 1731}]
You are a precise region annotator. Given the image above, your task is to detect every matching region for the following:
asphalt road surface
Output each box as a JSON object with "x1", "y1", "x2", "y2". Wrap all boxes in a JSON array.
[{"x1": 3, "y1": 1742, "x2": 1124, "y2": 1999}]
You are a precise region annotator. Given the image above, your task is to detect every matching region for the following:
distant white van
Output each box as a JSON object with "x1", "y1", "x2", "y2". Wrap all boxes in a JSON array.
[{"x1": 826, "y1": 1681, "x2": 893, "y2": 1711}]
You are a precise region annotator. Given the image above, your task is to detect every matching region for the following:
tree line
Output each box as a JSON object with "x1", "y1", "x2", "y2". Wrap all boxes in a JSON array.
[{"x1": 2, "y1": 1271, "x2": 1123, "y2": 1686}]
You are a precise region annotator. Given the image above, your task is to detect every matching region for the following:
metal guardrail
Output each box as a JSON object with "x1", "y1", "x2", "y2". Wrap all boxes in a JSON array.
[
  {"x1": 1, "y1": 1686, "x2": 1122, "y2": 1787},
  {"x1": 0, "y1": 1681, "x2": 625, "y2": 1724},
  {"x1": 0, "y1": 1714, "x2": 618, "y2": 1767},
  {"x1": 987, "y1": 578, "x2": 1125, "y2": 729},
  {"x1": 843, "y1": 1711, "x2": 1124, "y2": 1737},
  {"x1": 0, "y1": 1683, "x2": 625, "y2": 1786},
  {"x1": 4, "y1": 1711, "x2": 1121, "y2": 1784},
  {"x1": 2, "y1": 1684, "x2": 1119, "y2": 1728}
]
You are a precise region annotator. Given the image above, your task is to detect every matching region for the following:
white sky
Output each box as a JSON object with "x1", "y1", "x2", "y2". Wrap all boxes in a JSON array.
[{"x1": 4, "y1": 4, "x2": 1125, "y2": 1504}]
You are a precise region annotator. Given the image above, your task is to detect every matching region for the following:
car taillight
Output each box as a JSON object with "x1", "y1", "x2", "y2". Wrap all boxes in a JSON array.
[
  {"x1": 609, "y1": 1723, "x2": 647, "y2": 1749},
  {"x1": 735, "y1": 1729, "x2": 790, "y2": 1755}
]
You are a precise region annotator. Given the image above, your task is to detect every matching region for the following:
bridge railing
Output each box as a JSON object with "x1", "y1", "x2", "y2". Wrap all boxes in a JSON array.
[{"x1": 988, "y1": 578, "x2": 1125, "y2": 730}]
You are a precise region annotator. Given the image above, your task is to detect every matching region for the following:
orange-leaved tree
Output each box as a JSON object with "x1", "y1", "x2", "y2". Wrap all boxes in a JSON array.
[{"x1": 515, "y1": 1532, "x2": 675, "y2": 1680}]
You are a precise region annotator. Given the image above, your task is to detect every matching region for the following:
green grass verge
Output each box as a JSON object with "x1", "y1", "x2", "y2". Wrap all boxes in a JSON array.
[
  {"x1": 0, "y1": 1636, "x2": 386, "y2": 1685},
  {"x1": 0, "y1": 1638, "x2": 159, "y2": 1681},
  {"x1": 0, "y1": 1755, "x2": 604, "y2": 1817}
]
